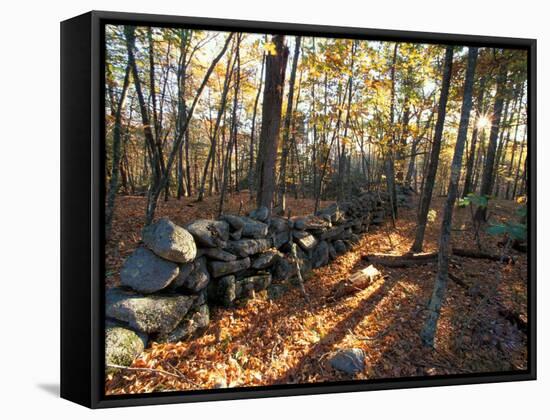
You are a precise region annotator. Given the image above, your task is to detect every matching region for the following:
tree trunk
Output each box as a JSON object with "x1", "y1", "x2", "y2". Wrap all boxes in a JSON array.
[
  {"x1": 198, "y1": 44, "x2": 235, "y2": 201},
  {"x1": 410, "y1": 46, "x2": 454, "y2": 252},
  {"x1": 248, "y1": 53, "x2": 266, "y2": 197},
  {"x1": 278, "y1": 36, "x2": 301, "y2": 211},
  {"x1": 255, "y1": 35, "x2": 289, "y2": 211},
  {"x1": 462, "y1": 75, "x2": 487, "y2": 197},
  {"x1": 144, "y1": 32, "x2": 234, "y2": 224},
  {"x1": 219, "y1": 36, "x2": 241, "y2": 215},
  {"x1": 506, "y1": 83, "x2": 525, "y2": 199},
  {"x1": 420, "y1": 47, "x2": 478, "y2": 347},
  {"x1": 105, "y1": 64, "x2": 131, "y2": 237},
  {"x1": 476, "y1": 58, "x2": 508, "y2": 221},
  {"x1": 385, "y1": 43, "x2": 399, "y2": 220}
]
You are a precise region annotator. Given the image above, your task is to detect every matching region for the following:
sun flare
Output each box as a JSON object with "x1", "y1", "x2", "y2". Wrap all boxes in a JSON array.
[{"x1": 476, "y1": 114, "x2": 492, "y2": 130}]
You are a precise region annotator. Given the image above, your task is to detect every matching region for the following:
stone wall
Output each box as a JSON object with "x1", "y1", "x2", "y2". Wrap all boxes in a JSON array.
[{"x1": 105, "y1": 187, "x2": 414, "y2": 369}]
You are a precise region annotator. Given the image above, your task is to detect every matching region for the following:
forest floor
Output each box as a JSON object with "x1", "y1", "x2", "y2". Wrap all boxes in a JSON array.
[{"x1": 105, "y1": 192, "x2": 528, "y2": 395}]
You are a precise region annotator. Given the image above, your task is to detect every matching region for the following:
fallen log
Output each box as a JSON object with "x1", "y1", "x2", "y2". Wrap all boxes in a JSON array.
[
  {"x1": 362, "y1": 248, "x2": 514, "y2": 267},
  {"x1": 333, "y1": 265, "x2": 381, "y2": 299}
]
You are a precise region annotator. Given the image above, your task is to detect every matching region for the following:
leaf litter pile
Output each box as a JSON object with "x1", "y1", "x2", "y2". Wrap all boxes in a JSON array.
[{"x1": 105, "y1": 193, "x2": 528, "y2": 395}]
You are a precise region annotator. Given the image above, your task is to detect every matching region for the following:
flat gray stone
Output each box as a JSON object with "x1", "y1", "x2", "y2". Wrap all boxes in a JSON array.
[
  {"x1": 226, "y1": 238, "x2": 271, "y2": 257},
  {"x1": 320, "y1": 225, "x2": 346, "y2": 241},
  {"x1": 105, "y1": 288, "x2": 195, "y2": 335},
  {"x1": 142, "y1": 218, "x2": 197, "y2": 263},
  {"x1": 293, "y1": 215, "x2": 331, "y2": 231},
  {"x1": 240, "y1": 216, "x2": 269, "y2": 238},
  {"x1": 208, "y1": 257, "x2": 251, "y2": 278},
  {"x1": 293, "y1": 230, "x2": 318, "y2": 251},
  {"x1": 200, "y1": 247, "x2": 237, "y2": 262},
  {"x1": 185, "y1": 219, "x2": 229, "y2": 248},
  {"x1": 329, "y1": 348, "x2": 365, "y2": 374},
  {"x1": 220, "y1": 214, "x2": 245, "y2": 231},
  {"x1": 120, "y1": 247, "x2": 179, "y2": 293},
  {"x1": 252, "y1": 250, "x2": 282, "y2": 270}
]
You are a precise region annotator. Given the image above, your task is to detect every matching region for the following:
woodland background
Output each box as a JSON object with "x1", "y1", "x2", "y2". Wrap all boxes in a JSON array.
[{"x1": 103, "y1": 23, "x2": 529, "y2": 393}]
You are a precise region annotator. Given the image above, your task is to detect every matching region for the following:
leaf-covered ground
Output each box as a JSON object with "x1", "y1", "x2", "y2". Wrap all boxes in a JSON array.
[{"x1": 105, "y1": 193, "x2": 528, "y2": 395}]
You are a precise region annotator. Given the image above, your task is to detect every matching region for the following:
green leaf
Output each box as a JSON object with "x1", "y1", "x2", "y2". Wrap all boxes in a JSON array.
[
  {"x1": 507, "y1": 223, "x2": 527, "y2": 241},
  {"x1": 486, "y1": 224, "x2": 507, "y2": 236}
]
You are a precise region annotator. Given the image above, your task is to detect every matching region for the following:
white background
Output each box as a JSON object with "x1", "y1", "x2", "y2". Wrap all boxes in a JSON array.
[{"x1": 0, "y1": 0, "x2": 547, "y2": 417}]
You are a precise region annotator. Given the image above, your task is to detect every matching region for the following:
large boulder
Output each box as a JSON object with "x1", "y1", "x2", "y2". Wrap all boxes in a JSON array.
[
  {"x1": 249, "y1": 206, "x2": 269, "y2": 222},
  {"x1": 173, "y1": 256, "x2": 210, "y2": 292},
  {"x1": 105, "y1": 324, "x2": 147, "y2": 372},
  {"x1": 311, "y1": 241, "x2": 329, "y2": 268},
  {"x1": 329, "y1": 348, "x2": 365, "y2": 374},
  {"x1": 105, "y1": 288, "x2": 195, "y2": 335},
  {"x1": 120, "y1": 247, "x2": 179, "y2": 293},
  {"x1": 158, "y1": 304, "x2": 210, "y2": 343},
  {"x1": 185, "y1": 219, "x2": 229, "y2": 248},
  {"x1": 209, "y1": 257, "x2": 251, "y2": 278},
  {"x1": 142, "y1": 218, "x2": 197, "y2": 263},
  {"x1": 226, "y1": 238, "x2": 270, "y2": 257}
]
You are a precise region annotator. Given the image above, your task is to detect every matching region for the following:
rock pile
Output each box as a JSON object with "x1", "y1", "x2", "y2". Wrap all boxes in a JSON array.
[{"x1": 105, "y1": 189, "x2": 400, "y2": 370}]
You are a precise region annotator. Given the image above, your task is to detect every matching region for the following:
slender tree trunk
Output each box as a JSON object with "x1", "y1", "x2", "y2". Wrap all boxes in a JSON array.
[
  {"x1": 506, "y1": 83, "x2": 525, "y2": 199},
  {"x1": 421, "y1": 48, "x2": 478, "y2": 347},
  {"x1": 410, "y1": 46, "x2": 454, "y2": 252},
  {"x1": 197, "y1": 43, "x2": 235, "y2": 201},
  {"x1": 385, "y1": 43, "x2": 399, "y2": 220},
  {"x1": 512, "y1": 130, "x2": 526, "y2": 199},
  {"x1": 248, "y1": 53, "x2": 266, "y2": 197},
  {"x1": 462, "y1": 76, "x2": 487, "y2": 197},
  {"x1": 495, "y1": 82, "x2": 523, "y2": 197},
  {"x1": 405, "y1": 110, "x2": 434, "y2": 187},
  {"x1": 220, "y1": 37, "x2": 241, "y2": 215},
  {"x1": 105, "y1": 65, "x2": 131, "y2": 237},
  {"x1": 476, "y1": 59, "x2": 508, "y2": 221},
  {"x1": 255, "y1": 35, "x2": 289, "y2": 211},
  {"x1": 144, "y1": 33, "x2": 234, "y2": 224},
  {"x1": 278, "y1": 36, "x2": 301, "y2": 211}
]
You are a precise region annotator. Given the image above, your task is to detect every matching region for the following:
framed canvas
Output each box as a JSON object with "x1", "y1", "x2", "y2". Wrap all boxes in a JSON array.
[{"x1": 60, "y1": 10, "x2": 536, "y2": 408}]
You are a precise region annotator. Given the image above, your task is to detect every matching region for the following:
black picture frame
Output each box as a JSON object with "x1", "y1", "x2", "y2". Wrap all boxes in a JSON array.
[{"x1": 61, "y1": 10, "x2": 537, "y2": 409}]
